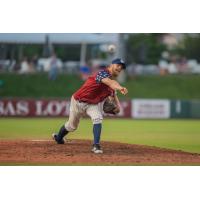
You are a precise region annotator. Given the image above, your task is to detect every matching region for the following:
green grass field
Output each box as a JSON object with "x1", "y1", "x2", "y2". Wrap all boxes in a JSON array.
[{"x1": 0, "y1": 118, "x2": 200, "y2": 154}]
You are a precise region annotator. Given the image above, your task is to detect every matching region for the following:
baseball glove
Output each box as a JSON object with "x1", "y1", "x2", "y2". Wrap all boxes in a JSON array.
[{"x1": 103, "y1": 97, "x2": 119, "y2": 115}]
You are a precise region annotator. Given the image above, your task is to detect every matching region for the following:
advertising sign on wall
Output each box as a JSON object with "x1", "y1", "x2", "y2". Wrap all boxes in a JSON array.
[{"x1": 132, "y1": 99, "x2": 170, "y2": 119}]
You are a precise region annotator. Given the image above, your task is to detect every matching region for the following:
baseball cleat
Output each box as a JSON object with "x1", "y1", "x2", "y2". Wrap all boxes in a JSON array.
[
  {"x1": 52, "y1": 133, "x2": 65, "y2": 144},
  {"x1": 91, "y1": 144, "x2": 103, "y2": 154}
]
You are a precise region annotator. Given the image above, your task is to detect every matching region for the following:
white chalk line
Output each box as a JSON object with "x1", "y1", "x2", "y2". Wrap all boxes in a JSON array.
[
  {"x1": 31, "y1": 139, "x2": 52, "y2": 142},
  {"x1": 30, "y1": 139, "x2": 74, "y2": 143}
]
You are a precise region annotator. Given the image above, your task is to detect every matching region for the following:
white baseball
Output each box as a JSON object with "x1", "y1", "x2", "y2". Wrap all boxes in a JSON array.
[{"x1": 108, "y1": 44, "x2": 116, "y2": 53}]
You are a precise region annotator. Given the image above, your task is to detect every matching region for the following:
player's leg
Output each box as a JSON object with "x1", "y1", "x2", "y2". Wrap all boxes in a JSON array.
[
  {"x1": 86, "y1": 103, "x2": 104, "y2": 153},
  {"x1": 53, "y1": 124, "x2": 69, "y2": 144},
  {"x1": 53, "y1": 96, "x2": 82, "y2": 144},
  {"x1": 64, "y1": 110, "x2": 81, "y2": 133}
]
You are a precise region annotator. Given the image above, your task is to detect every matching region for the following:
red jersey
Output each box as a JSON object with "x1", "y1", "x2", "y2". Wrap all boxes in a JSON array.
[{"x1": 73, "y1": 69, "x2": 114, "y2": 104}]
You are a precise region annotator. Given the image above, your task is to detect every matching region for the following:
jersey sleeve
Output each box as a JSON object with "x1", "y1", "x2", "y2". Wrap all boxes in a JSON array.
[{"x1": 95, "y1": 70, "x2": 111, "y2": 83}]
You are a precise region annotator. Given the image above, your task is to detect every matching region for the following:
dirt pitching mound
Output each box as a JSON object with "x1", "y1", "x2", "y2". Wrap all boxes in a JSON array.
[{"x1": 0, "y1": 140, "x2": 200, "y2": 165}]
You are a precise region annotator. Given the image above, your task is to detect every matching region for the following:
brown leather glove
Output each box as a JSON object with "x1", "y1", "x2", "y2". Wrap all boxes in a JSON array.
[{"x1": 103, "y1": 97, "x2": 119, "y2": 115}]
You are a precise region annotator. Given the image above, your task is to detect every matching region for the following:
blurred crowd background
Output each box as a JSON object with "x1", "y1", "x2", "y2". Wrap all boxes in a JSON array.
[{"x1": 0, "y1": 33, "x2": 200, "y2": 82}]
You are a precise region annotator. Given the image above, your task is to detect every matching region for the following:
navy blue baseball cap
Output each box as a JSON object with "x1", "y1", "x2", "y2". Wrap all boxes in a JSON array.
[{"x1": 112, "y1": 58, "x2": 126, "y2": 69}]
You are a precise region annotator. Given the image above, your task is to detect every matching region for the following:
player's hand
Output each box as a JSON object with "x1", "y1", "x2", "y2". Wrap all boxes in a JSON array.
[{"x1": 120, "y1": 87, "x2": 128, "y2": 95}]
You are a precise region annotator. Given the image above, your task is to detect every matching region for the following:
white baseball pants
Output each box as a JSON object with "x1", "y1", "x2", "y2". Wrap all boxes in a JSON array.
[{"x1": 65, "y1": 96, "x2": 104, "y2": 132}]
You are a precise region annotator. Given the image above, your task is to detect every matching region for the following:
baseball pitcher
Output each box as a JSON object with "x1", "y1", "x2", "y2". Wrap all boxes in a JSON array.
[{"x1": 52, "y1": 58, "x2": 128, "y2": 153}]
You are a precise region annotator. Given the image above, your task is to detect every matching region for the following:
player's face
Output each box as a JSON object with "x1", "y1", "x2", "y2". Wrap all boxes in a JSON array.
[{"x1": 111, "y1": 64, "x2": 123, "y2": 77}]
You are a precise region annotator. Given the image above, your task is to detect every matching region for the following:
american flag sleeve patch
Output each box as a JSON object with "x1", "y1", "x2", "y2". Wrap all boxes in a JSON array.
[{"x1": 95, "y1": 70, "x2": 110, "y2": 83}]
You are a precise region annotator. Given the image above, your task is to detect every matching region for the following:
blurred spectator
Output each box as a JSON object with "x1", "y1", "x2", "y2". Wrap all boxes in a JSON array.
[
  {"x1": 64, "y1": 61, "x2": 79, "y2": 74},
  {"x1": 8, "y1": 60, "x2": 17, "y2": 72},
  {"x1": 38, "y1": 58, "x2": 49, "y2": 72},
  {"x1": 168, "y1": 62, "x2": 178, "y2": 74},
  {"x1": 159, "y1": 60, "x2": 169, "y2": 75},
  {"x1": 32, "y1": 55, "x2": 39, "y2": 70},
  {"x1": 19, "y1": 57, "x2": 35, "y2": 74},
  {"x1": 29, "y1": 58, "x2": 36, "y2": 73},
  {"x1": 79, "y1": 65, "x2": 91, "y2": 81},
  {"x1": 48, "y1": 53, "x2": 58, "y2": 81},
  {"x1": 177, "y1": 57, "x2": 188, "y2": 73},
  {"x1": 0, "y1": 60, "x2": 10, "y2": 71},
  {"x1": 12, "y1": 61, "x2": 21, "y2": 72},
  {"x1": 19, "y1": 57, "x2": 29, "y2": 74}
]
